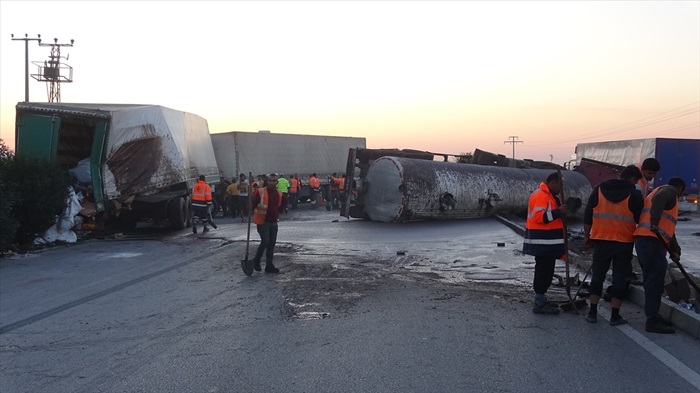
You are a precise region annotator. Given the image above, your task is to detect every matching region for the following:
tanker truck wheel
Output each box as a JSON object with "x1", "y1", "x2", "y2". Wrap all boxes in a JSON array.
[
  {"x1": 185, "y1": 196, "x2": 192, "y2": 227},
  {"x1": 210, "y1": 198, "x2": 220, "y2": 217},
  {"x1": 168, "y1": 197, "x2": 188, "y2": 230}
]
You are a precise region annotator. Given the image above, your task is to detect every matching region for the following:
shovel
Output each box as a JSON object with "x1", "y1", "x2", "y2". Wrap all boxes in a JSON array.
[
  {"x1": 557, "y1": 168, "x2": 580, "y2": 314},
  {"x1": 653, "y1": 231, "x2": 692, "y2": 303},
  {"x1": 241, "y1": 172, "x2": 254, "y2": 276},
  {"x1": 665, "y1": 265, "x2": 691, "y2": 304}
]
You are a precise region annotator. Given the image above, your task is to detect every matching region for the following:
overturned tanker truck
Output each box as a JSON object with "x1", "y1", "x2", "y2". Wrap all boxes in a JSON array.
[{"x1": 341, "y1": 149, "x2": 593, "y2": 223}]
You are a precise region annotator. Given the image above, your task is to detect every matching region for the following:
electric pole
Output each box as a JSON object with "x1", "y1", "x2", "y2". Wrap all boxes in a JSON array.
[
  {"x1": 33, "y1": 37, "x2": 74, "y2": 102},
  {"x1": 504, "y1": 136, "x2": 523, "y2": 160},
  {"x1": 11, "y1": 33, "x2": 42, "y2": 102}
]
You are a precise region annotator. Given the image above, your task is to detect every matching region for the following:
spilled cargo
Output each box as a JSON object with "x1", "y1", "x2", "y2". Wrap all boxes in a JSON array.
[{"x1": 347, "y1": 155, "x2": 592, "y2": 223}]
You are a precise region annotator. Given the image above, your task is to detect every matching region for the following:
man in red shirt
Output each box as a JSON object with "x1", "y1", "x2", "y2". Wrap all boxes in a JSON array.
[{"x1": 251, "y1": 173, "x2": 288, "y2": 273}]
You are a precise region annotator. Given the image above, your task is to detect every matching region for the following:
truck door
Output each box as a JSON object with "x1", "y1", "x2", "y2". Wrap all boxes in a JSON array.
[
  {"x1": 91, "y1": 120, "x2": 108, "y2": 211},
  {"x1": 16, "y1": 113, "x2": 61, "y2": 160}
]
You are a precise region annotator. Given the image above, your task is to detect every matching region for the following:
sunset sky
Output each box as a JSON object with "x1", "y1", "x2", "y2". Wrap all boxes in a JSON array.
[{"x1": 1, "y1": 0, "x2": 698, "y2": 165}]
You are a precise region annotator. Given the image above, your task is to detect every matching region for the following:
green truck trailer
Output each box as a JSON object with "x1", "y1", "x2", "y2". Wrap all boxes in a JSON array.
[{"x1": 14, "y1": 102, "x2": 221, "y2": 229}]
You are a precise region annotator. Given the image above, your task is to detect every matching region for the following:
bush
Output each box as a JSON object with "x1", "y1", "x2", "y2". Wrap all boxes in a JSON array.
[
  {"x1": 0, "y1": 140, "x2": 19, "y2": 253},
  {"x1": 0, "y1": 139, "x2": 69, "y2": 252}
]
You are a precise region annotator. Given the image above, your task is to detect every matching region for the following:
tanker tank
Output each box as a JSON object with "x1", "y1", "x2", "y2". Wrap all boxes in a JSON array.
[{"x1": 361, "y1": 156, "x2": 592, "y2": 223}]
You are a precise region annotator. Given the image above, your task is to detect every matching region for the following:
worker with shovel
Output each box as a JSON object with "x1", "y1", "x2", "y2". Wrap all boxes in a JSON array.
[
  {"x1": 251, "y1": 173, "x2": 288, "y2": 274},
  {"x1": 633, "y1": 177, "x2": 686, "y2": 334},
  {"x1": 523, "y1": 172, "x2": 569, "y2": 315},
  {"x1": 582, "y1": 165, "x2": 644, "y2": 326}
]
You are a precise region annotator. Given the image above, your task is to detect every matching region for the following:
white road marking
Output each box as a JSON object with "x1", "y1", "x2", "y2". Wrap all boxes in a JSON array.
[{"x1": 597, "y1": 307, "x2": 700, "y2": 390}]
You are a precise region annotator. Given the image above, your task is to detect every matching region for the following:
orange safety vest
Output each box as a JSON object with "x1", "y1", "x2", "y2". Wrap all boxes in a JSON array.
[
  {"x1": 634, "y1": 187, "x2": 678, "y2": 245},
  {"x1": 330, "y1": 177, "x2": 340, "y2": 191},
  {"x1": 636, "y1": 177, "x2": 651, "y2": 199},
  {"x1": 309, "y1": 176, "x2": 320, "y2": 189},
  {"x1": 289, "y1": 178, "x2": 300, "y2": 193},
  {"x1": 590, "y1": 189, "x2": 636, "y2": 243},
  {"x1": 192, "y1": 180, "x2": 212, "y2": 207},
  {"x1": 253, "y1": 187, "x2": 283, "y2": 225},
  {"x1": 522, "y1": 182, "x2": 565, "y2": 257},
  {"x1": 338, "y1": 177, "x2": 345, "y2": 191}
]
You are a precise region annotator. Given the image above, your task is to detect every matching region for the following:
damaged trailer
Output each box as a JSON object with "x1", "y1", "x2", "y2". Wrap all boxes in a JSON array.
[
  {"x1": 345, "y1": 155, "x2": 592, "y2": 223},
  {"x1": 14, "y1": 102, "x2": 220, "y2": 229}
]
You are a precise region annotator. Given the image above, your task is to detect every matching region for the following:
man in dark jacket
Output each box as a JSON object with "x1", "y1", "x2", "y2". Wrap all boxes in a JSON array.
[{"x1": 583, "y1": 165, "x2": 644, "y2": 326}]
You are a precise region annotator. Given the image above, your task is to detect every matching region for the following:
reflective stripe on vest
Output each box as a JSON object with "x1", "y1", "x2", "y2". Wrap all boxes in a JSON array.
[
  {"x1": 590, "y1": 189, "x2": 636, "y2": 243},
  {"x1": 633, "y1": 187, "x2": 678, "y2": 244}
]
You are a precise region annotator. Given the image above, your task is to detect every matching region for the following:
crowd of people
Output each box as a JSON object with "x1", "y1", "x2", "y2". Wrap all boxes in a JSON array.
[
  {"x1": 221, "y1": 172, "x2": 350, "y2": 217},
  {"x1": 523, "y1": 158, "x2": 687, "y2": 334},
  {"x1": 192, "y1": 172, "x2": 350, "y2": 274}
]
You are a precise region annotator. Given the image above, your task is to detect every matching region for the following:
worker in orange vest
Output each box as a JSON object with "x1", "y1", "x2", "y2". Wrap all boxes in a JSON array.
[
  {"x1": 251, "y1": 173, "x2": 288, "y2": 273},
  {"x1": 522, "y1": 172, "x2": 569, "y2": 315},
  {"x1": 289, "y1": 173, "x2": 301, "y2": 210},
  {"x1": 309, "y1": 173, "x2": 321, "y2": 209},
  {"x1": 633, "y1": 177, "x2": 685, "y2": 334},
  {"x1": 328, "y1": 173, "x2": 340, "y2": 211},
  {"x1": 636, "y1": 158, "x2": 660, "y2": 199},
  {"x1": 582, "y1": 165, "x2": 644, "y2": 326},
  {"x1": 191, "y1": 175, "x2": 213, "y2": 234}
]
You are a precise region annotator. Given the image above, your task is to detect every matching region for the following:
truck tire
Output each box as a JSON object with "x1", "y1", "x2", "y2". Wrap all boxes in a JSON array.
[
  {"x1": 168, "y1": 197, "x2": 188, "y2": 230},
  {"x1": 185, "y1": 196, "x2": 192, "y2": 228},
  {"x1": 210, "y1": 198, "x2": 220, "y2": 217}
]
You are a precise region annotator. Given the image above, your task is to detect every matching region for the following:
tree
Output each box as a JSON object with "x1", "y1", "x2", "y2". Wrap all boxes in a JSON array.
[
  {"x1": 454, "y1": 152, "x2": 473, "y2": 164},
  {"x1": 0, "y1": 139, "x2": 69, "y2": 252}
]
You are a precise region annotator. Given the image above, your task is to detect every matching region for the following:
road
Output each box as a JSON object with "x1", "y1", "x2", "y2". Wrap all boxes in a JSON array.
[{"x1": 1, "y1": 207, "x2": 699, "y2": 393}]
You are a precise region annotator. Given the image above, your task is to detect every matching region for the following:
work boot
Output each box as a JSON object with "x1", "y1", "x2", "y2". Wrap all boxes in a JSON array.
[
  {"x1": 253, "y1": 260, "x2": 261, "y2": 272},
  {"x1": 645, "y1": 318, "x2": 675, "y2": 334},
  {"x1": 533, "y1": 302, "x2": 560, "y2": 315},
  {"x1": 609, "y1": 315, "x2": 628, "y2": 326},
  {"x1": 265, "y1": 264, "x2": 280, "y2": 274},
  {"x1": 585, "y1": 313, "x2": 598, "y2": 323},
  {"x1": 203, "y1": 227, "x2": 209, "y2": 233},
  {"x1": 192, "y1": 226, "x2": 197, "y2": 234}
]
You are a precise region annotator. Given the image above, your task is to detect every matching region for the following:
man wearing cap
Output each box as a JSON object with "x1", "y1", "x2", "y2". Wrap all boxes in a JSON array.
[{"x1": 251, "y1": 173, "x2": 288, "y2": 273}]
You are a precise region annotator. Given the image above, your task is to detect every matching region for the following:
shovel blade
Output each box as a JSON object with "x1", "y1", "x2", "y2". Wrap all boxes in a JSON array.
[
  {"x1": 665, "y1": 278, "x2": 691, "y2": 303},
  {"x1": 241, "y1": 259, "x2": 254, "y2": 276}
]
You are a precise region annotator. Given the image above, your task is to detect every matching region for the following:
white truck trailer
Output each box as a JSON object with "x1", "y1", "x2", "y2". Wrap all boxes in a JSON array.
[
  {"x1": 15, "y1": 103, "x2": 221, "y2": 229},
  {"x1": 211, "y1": 131, "x2": 366, "y2": 199}
]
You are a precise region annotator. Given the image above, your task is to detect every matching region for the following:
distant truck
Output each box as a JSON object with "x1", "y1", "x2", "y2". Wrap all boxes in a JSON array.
[
  {"x1": 15, "y1": 102, "x2": 221, "y2": 229},
  {"x1": 210, "y1": 131, "x2": 366, "y2": 200},
  {"x1": 574, "y1": 138, "x2": 700, "y2": 194}
]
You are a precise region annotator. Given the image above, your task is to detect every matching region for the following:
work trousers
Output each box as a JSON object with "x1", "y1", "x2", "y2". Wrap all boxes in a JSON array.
[
  {"x1": 254, "y1": 221, "x2": 279, "y2": 265},
  {"x1": 533, "y1": 256, "x2": 557, "y2": 295},
  {"x1": 635, "y1": 235, "x2": 668, "y2": 320},
  {"x1": 589, "y1": 240, "x2": 633, "y2": 300},
  {"x1": 192, "y1": 206, "x2": 209, "y2": 229},
  {"x1": 227, "y1": 196, "x2": 238, "y2": 217},
  {"x1": 289, "y1": 191, "x2": 299, "y2": 209}
]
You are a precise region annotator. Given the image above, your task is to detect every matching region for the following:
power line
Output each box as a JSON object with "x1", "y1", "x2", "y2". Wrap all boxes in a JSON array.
[{"x1": 527, "y1": 102, "x2": 700, "y2": 147}]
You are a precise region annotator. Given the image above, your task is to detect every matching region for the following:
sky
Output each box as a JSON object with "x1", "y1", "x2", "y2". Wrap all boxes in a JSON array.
[{"x1": 1, "y1": 0, "x2": 698, "y2": 165}]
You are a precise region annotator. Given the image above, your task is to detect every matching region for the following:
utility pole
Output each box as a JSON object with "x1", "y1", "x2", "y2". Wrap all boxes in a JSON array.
[
  {"x1": 34, "y1": 37, "x2": 74, "y2": 102},
  {"x1": 11, "y1": 33, "x2": 42, "y2": 102},
  {"x1": 504, "y1": 136, "x2": 523, "y2": 160}
]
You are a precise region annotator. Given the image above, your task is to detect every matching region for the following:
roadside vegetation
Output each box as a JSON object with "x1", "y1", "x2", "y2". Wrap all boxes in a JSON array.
[{"x1": 0, "y1": 139, "x2": 69, "y2": 254}]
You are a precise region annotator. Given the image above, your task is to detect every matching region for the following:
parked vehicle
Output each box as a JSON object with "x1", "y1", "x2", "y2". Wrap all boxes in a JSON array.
[
  {"x1": 15, "y1": 102, "x2": 221, "y2": 229},
  {"x1": 574, "y1": 138, "x2": 699, "y2": 194},
  {"x1": 210, "y1": 131, "x2": 366, "y2": 204}
]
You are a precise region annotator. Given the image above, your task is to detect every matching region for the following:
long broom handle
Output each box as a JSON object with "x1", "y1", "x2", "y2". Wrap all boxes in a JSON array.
[
  {"x1": 654, "y1": 232, "x2": 700, "y2": 294},
  {"x1": 244, "y1": 172, "x2": 253, "y2": 260}
]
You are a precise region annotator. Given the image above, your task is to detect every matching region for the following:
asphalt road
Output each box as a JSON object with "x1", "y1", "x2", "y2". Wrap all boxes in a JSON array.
[{"x1": 1, "y1": 207, "x2": 699, "y2": 393}]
